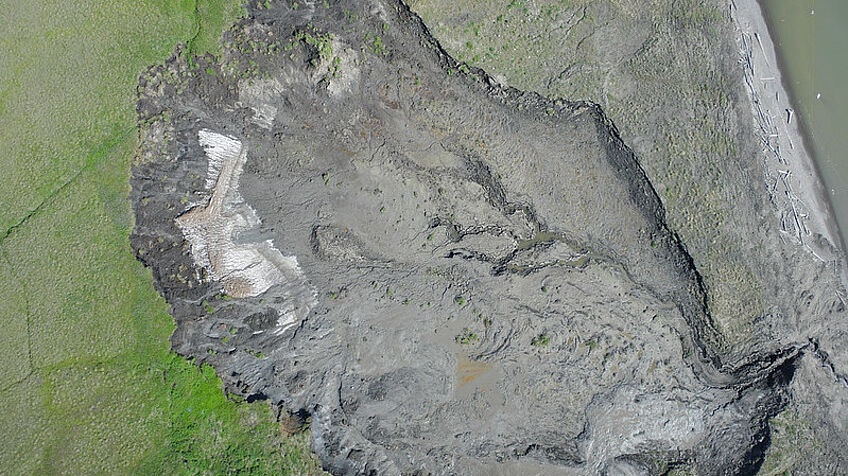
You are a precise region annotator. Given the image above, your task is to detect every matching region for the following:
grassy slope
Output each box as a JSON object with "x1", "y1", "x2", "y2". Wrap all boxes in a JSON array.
[
  {"x1": 407, "y1": 0, "x2": 764, "y2": 346},
  {"x1": 0, "y1": 0, "x2": 321, "y2": 473}
]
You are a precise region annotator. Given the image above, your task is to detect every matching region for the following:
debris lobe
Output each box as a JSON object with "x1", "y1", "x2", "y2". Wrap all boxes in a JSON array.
[{"x1": 130, "y1": 0, "x2": 848, "y2": 474}]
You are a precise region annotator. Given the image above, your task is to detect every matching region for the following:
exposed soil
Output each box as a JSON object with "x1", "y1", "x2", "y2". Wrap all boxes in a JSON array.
[{"x1": 129, "y1": 0, "x2": 848, "y2": 474}]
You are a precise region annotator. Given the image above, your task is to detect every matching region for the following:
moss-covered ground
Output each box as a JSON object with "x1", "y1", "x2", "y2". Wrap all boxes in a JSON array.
[
  {"x1": 0, "y1": 0, "x2": 322, "y2": 473},
  {"x1": 758, "y1": 409, "x2": 820, "y2": 475}
]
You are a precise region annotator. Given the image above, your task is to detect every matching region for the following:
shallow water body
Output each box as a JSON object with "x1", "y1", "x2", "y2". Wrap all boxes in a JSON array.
[{"x1": 761, "y1": 0, "x2": 848, "y2": 250}]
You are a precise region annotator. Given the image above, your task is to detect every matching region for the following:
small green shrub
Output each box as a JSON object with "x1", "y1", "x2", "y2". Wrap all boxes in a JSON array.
[
  {"x1": 532, "y1": 334, "x2": 550, "y2": 347},
  {"x1": 455, "y1": 328, "x2": 479, "y2": 345}
]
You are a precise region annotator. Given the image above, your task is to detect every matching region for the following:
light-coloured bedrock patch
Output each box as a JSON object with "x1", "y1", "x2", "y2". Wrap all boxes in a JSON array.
[
  {"x1": 239, "y1": 79, "x2": 282, "y2": 129},
  {"x1": 177, "y1": 129, "x2": 316, "y2": 335}
]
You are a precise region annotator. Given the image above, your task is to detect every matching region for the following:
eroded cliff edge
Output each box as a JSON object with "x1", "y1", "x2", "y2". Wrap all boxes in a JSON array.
[{"x1": 130, "y1": 0, "x2": 848, "y2": 474}]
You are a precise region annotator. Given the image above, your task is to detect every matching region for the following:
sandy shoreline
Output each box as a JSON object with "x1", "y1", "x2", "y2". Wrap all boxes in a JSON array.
[{"x1": 731, "y1": 0, "x2": 846, "y2": 267}]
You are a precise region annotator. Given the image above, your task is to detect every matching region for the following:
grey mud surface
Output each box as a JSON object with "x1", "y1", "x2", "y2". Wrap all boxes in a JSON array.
[{"x1": 130, "y1": 0, "x2": 848, "y2": 474}]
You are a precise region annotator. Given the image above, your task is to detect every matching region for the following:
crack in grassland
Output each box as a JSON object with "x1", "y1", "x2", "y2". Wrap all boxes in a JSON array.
[
  {"x1": 1, "y1": 0, "x2": 236, "y2": 247},
  {"x1": 0, "y1": 248, "x2": 34, "y2": 393},
  {"x1": 187, "y1": 0, "x2": 204, "y2": 59},
  {"x1": 0, "y1": 128, "x2": 135, "y2": 247},
  {"x1": 0, "y1": 0, "x2": 322, "y2": 473}
]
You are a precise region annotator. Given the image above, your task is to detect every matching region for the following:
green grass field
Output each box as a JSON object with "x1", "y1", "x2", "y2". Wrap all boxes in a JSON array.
[{"x1": 0, "y1": 1, "x2": 322, "y2": 473}]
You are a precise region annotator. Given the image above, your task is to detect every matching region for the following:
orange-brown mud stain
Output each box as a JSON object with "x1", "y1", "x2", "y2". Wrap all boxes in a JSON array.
[{"x1": 456, "y1": 354, "x2": 492, "y2": 387}]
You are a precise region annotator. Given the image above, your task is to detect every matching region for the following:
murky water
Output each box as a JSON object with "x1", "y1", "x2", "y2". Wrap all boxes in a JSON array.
[{"x1": 761, "y1": 0, "x2": 848, "y2": 250}]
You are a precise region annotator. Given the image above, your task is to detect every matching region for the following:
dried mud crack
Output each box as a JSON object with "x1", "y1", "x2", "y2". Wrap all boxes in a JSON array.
[{"x1": 129, "y1": 0, "x2": 848, "y2": 474}]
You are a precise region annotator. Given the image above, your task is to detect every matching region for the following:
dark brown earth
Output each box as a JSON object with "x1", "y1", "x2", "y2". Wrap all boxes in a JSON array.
[{"x1": 129, "y1": 0, "x2": 848, "y2": 474}]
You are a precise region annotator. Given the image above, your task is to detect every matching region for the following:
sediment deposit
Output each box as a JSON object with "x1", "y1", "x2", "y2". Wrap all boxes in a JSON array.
[{"x1": 130, "y1": 0, "x2": 848, "y2": 473}]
